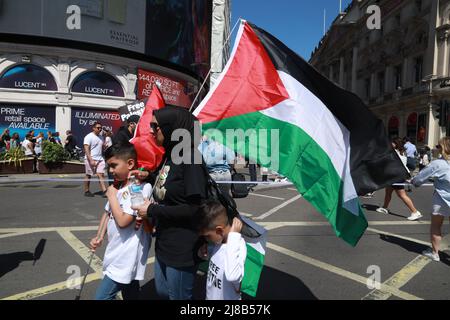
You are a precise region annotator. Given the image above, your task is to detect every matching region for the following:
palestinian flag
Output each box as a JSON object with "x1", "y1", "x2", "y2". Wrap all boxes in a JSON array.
[{"x1": 194, "y1": 21, "x2": 409, "y2": 246}]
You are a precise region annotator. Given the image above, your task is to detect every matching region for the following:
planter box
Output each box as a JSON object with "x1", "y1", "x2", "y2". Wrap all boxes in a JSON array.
[
  {"x1": 38, "y1": 160, "x2": 85, "y2": 174},
  {"x1": 0, "y1": 158, "x2": 35, "y2": 174}
]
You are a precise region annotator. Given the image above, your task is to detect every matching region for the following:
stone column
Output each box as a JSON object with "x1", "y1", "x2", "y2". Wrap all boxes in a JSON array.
[{"x1": 339, "y1": 56, "x2": 345, "y2": 87}]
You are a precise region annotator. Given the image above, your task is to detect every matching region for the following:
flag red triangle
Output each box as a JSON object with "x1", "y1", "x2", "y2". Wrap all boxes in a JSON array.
[
  {"x1": 130, "y1": 85, "x2": 165, "y2": 171},
  {"x1": 195, "y1": 22, "x2": 289, "y2": 124}
]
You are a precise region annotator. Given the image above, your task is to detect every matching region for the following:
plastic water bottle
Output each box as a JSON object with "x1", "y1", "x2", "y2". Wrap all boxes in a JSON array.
[{"x1": 129, "y1": 176, "x2": 144, "y2": 207}]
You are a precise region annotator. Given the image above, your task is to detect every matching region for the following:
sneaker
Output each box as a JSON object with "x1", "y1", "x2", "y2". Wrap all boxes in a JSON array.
[
  {"x1": 422, "y1": 247, "x2": 440, "y2": 261},
  {"x1": 84, "y1": 191, "x2": 95, "y2": 197},
  {"x1": 376, "y1": 207, "x2": 389, "y2": 215},
  {"x1": 407, "y1": 211, "x2": 423, "y2": 221},
  {"x1": 363, "y1": 192, "x2": 374, "y2": 199}
]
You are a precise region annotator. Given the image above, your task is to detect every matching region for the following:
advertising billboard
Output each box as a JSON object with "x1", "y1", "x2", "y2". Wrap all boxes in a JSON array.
[
  {"x1": 71, "y1": 107, "x2": 122, "y2": 147},
  {"x1": 137, "y1": 69, "x2": 193, "y2": 108},
  {"x1": 0, "y1": 0, "x2": 212, "y2": 78},
  {"x1": 0, "y1": 104, "x2": 56, "y2": 139}
]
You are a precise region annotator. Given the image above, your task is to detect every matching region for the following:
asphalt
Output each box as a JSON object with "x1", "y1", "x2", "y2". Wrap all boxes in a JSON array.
[{"x1": 0, "y1": 171, "x2": 449, "y2": 300}]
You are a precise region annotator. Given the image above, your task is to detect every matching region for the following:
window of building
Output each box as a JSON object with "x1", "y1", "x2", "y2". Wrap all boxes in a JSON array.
[
  {"x1": 417, "y1": 113, "x2": 427, "y2": 143},
  {"x1": 394, "y1": 65, "x2": 402, "y2": 89},
  {"x1": 378, "y1": 72, "x2": 385, "y2": 95},
  {"x1": 365, "y1": 78, "x2": 371, "y2": 98},
  {"x1": 407, "y1": 112, "x2": 418, "y2": 144},
  {"x1": 71, "y1": 71, "x2": 124, "y2": 97},
  {"x1": 415, "y1": 0, "x2": 422, "y2": 11},
  {"x1": 414, "y1": 56, "x2": 423, "y2": 83},
  {"x1": 388, "y1": 116, "x2": 399, "y2": 139},
  {"x1": 0, "y1": 64, "x2": 57, "y2": 91},
  {"x1": 395, "y1": 14, "x2": 401, "y2": 27}
]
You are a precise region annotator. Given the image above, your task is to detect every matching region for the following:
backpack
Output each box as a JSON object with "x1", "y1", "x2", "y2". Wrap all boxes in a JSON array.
[
  {"x1": 200, "y1": 163, "x2": 261, "y2": 238},
  {"x1": 231, "y1": 168, "x2": 250, "y2": 198}
]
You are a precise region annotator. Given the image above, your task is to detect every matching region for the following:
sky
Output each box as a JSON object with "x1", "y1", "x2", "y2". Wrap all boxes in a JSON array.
[{"x1": 231, "y1": 0, "x2": 353, "y2": 61}]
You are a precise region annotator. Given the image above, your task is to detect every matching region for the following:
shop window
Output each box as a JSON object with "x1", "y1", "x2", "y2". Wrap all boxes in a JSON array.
[
  {"x1": 71, "y1": 71, "x2": 124, "y2": 97},
  {"x1": 0, "y1": 64, "x2": 57, "y2": 91}
]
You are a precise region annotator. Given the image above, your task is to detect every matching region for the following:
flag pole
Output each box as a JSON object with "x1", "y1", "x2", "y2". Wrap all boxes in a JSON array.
[{"x1": 189, "y1": 17, "x2": 243, "y2": 113}]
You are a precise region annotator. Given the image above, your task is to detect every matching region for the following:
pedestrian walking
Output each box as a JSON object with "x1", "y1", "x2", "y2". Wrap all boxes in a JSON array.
[
  {"x1": 83, "y1": 122, "x2": 107, "y2": 197},
  {"x1": 412, "y1": 137, "x2": 450, "y2": 262}
]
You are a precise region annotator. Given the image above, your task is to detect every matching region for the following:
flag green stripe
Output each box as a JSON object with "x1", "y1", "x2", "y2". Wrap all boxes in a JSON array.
[
  {"x1": 202, "y1": 111, "x2": 368, "y2": 246},
  {"x1": 242, "y1": 244, "x2": 265, "y2": 297}
]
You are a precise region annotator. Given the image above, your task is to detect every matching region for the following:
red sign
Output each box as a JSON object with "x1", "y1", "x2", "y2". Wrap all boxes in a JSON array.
[{"x1": 137, "y1": 69, "x2": 193, "y2": 108}]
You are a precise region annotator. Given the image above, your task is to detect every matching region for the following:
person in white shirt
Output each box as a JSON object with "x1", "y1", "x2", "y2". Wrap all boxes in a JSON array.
[
  {"x1": 90, "y1": 143, "x2": 152, "y2": 300},
  {"x1": 196, "y1": 200, "x2": 247, "y2": 300},
  {"x1": 22, "y1": 134, "x2": 37, "y2": 172},
  {"x1": 83, "y1": 122, "x2": 107, "y2": 197}
]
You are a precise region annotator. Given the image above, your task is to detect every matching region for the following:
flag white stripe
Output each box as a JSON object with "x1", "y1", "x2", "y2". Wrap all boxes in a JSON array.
[{"x1": 260, "y1": 71, "x2": 360, "y2": 215}]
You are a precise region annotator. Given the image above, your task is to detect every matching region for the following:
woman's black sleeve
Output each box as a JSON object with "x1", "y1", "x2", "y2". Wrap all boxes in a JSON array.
[{"x1": 146, "y1": 195, "x2": 202, "y2": 223}]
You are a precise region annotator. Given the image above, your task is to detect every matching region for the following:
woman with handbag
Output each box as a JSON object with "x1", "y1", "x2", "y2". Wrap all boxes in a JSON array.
[{"x1": 132, "y1": 106, "x2": 207, "y2": 300}]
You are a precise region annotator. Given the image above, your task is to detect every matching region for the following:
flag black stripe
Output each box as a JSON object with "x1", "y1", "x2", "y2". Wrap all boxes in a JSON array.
[{"x1": 249, "y1": 22, "x2": 408, "y2": 195}]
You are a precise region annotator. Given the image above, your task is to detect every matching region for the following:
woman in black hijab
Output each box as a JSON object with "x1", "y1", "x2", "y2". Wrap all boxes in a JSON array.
[{"x1": 134, "y1": 106, "x2": 207, "y2": 300}]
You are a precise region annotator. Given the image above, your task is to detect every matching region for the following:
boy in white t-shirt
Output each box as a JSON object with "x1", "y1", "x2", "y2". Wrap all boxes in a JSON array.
[
  {"x1": 196, "y1": 201, "x2": 247, "y2": 300},
  {"x1": 90, "y1": 143, "x2": 152, "y2": 300}
]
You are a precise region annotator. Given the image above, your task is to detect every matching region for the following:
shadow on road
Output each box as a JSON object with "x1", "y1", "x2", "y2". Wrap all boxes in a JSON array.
[
  {"x1": 0, "y1": 252, "x2": 34, "y2": 278},
  {"x1": 0, "y1": 239, "x2": 47, "y2": 278},
  {"x1": 379, "y1": 234, "x2": 450, "y2": 267},
  {"x1": 139, "y1": 265, "x2": 317, "y2": 300}
]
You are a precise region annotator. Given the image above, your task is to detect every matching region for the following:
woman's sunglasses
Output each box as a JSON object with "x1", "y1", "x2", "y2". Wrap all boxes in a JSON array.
[{"x1": 150, "y1": 122, "x2": 160, "y2": 133}]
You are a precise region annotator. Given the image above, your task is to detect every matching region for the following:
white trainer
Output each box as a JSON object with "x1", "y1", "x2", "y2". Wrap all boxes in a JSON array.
[
  {"x1": 407, "y1": 211, "x2": 423, "y2": 221},
  {"x1": 422, "y1": 248, "x2": 440, "y2": 261},
  {"x1": 376, "y1": 207, "x2": 389, "y2": 215}
]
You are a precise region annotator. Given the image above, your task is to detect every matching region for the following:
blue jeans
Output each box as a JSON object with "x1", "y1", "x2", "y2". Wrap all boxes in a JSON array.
[
  {"x1": 154, "y1": 258, "x2": 197, "y2": 300},
  {"x1": 95, "y1": 275, "x2": 140, "y2": 300}
]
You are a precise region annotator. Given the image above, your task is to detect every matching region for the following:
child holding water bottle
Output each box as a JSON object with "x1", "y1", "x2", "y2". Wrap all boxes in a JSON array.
[{"x1": 90, "y1": 143, "x2": 152, "y2": 300}]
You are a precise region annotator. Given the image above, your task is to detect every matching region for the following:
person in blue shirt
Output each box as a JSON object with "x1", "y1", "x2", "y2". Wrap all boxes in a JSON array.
[
  {"x1": 412, "y1": 137, "x2": 450, "y2": 262},
  {"x1": 200, "y1": 136, "x2": 235, "y2": 197},
  {"x1": 403, "y1": 137, "x2": 418, "y2": 172}
]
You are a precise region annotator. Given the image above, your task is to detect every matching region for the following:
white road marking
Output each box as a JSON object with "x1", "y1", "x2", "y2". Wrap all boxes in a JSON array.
[
  {"x1": 255, "y1": 194, "x2": 303, "y2": 220},
  {"x1": 267, "y1": 242, "x2": 422, "y2": 300},
  {"x1": 367, "y1": 227, "x2": 430, "y2": 247},
  {"x1": 248, "y1": 193, "x2": 285, "y2": 200}
]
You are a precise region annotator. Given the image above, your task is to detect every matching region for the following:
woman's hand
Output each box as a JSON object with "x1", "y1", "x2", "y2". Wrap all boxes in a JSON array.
[
  {"x1": 132, "y1": 199, "x2": 153, "y2": 219},
  {"x1": 128, "y1": 170, "x2": 149, "y2": 182}
]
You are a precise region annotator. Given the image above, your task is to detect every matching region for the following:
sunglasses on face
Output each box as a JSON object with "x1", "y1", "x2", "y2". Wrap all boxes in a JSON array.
[
  {"x1": 95, "y1": 126, "x2": 102, "y2": 130},
  {"x1": 150, "y1": 122, "x2": 160, "y2": 133}
]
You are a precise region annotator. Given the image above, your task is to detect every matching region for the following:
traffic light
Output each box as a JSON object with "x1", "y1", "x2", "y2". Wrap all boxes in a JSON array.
[{"x1": 436, "y1": 101, "x2": 448, "y2": 127}]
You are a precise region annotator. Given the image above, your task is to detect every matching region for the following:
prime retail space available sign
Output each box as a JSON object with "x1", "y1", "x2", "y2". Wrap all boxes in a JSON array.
[{"x1": 0, "y1": 104, "x2": 56, "y2": 138}]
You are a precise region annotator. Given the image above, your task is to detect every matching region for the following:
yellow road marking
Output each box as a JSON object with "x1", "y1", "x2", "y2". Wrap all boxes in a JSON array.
[
  {"x1": 2, "y1": 273, "x2": 102, "y2": 300},
  {"x1": 267, "y1": 242, "x2": 422, "y2": 300},
  {"x1": 1, "y1": 256, "x2": 155, "y2": 300},
  {"x1": 362, "y1": 255, "x2": 431, "y2": 300},
  {"x1": 56, "y1": 230, "x2": 104, "y2": 274}
]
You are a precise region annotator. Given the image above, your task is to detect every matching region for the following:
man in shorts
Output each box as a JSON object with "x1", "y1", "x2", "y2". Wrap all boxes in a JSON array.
[{"x1": 84, "y1": 122, "x2": 107, "y2": 197}]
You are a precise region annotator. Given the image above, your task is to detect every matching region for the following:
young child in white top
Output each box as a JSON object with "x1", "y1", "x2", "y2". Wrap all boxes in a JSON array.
[
  {"x1": 197, "y1": 200, "x2": 247, "y2": 300},
  {"x1": 90, "y1": 143, "x2": 152, "y2": 300}
]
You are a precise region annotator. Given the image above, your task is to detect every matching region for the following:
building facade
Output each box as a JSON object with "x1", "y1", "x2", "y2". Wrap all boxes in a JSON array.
[
  {"x1": 310, "y1": 0, "x2": 450, "y2": 148},
  {"x1": 0, "y1": 0, "x2": 228, "y2": 147}
]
